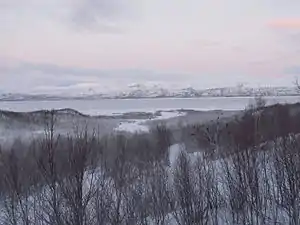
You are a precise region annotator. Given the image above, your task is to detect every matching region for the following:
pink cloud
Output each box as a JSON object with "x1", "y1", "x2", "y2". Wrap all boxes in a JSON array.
[{"x1": 268, "y1": 18, "x2": 300, "y2": 29}]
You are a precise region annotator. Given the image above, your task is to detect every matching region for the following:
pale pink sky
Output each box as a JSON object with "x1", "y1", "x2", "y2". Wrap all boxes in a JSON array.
[{"x1": 0, "y1": 0, "x2": 300, "y2": 93}]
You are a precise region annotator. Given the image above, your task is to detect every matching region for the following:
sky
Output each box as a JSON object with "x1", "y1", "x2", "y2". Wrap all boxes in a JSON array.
[{"x1": 0, "y1": 0, "x2": 300, "y2": 94}]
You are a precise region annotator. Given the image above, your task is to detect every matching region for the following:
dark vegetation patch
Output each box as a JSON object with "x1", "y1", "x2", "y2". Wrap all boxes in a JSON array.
[
  {"x1": 0, "y1": 108, "x2": 90, "y2": 125},
  {"x1": 188, "y1": 103, "x2": 300, "y2": 158}
]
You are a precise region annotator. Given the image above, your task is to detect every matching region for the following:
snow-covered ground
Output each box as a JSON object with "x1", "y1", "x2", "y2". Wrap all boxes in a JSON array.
[
  {"x1": 114, "y1": 111, "x2": 186, "y2": 133},
  {"x1": 166, "y1": 142, "x2": 291, "y2": 225},
  {"x1": 0, "y1": 140, "x2": 293, "y2": 225}
]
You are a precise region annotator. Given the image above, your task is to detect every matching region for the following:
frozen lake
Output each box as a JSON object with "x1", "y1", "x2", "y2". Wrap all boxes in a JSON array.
[{"x1": 0, "y1": 96, "x2": 299, "y2": 115}]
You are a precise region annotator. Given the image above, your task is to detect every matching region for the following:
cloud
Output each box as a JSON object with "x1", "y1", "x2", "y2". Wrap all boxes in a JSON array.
[
  {"x1": 0, "y1": 59, "x2": 297, "y2": 93},
  {"x1": 0, "y1": 61, "x2": 177, "y2": 80},
  {"x1": 268, "y1": 18, "x2": 300, "y2": 30},
  {"x1": 3, "y1": 62, "x2": 103, "y2": 77},
  {"x1": 0, "y1": 0, "x2": 132, "y2": 33},
  {"x1": 66, "y1": 0, "x2": 133, "y2": 32},
  {"x1": 284, "y1": 66, "x2": 300, "y2": 75},
  {"x1": 247, "y1": 60, "x2": 269, "y2": 66},
  {"x1": 267, "y1": 18, "x2": 300, "y2": 55},
  {"x1": 0, "y1": 60, "x2": 196, "y2": 93},
  {"x1": 70, "y1": 0, "x2": 124, "y2": 22},
  {"x1": 0, "y1": 0, "x2": 30, "y2": 8},
  {"x1": 189, "y1": 39, "x2": 222, "y2": 48},
  {"x1": 0, "y1": 60, "x2": 101, "y2": 92}
]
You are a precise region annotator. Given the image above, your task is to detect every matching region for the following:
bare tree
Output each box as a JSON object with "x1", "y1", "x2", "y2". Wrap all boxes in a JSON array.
[
  {"x1": 59, "y1": 129, "x2": 98, "y2": 225},
  {"x1": 146, "y1": 162, "x2": 171, "y2": 225},
  {"x1": 273, "y1": 135, "x2": 300, "y2": 225},
  {"x1": 35, "y1": 110, "x2": 64, "y2": 225}
]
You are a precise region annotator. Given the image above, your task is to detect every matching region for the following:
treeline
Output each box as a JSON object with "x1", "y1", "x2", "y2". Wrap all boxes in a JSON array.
[{"x1": 0, "y1": 107, "x2": 300, "y2": 224}]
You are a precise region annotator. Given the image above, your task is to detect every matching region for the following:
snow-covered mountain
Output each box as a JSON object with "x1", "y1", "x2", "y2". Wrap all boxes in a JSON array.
[{"x1": 0, "y1": 84, "x2": 299, "y2": 101}]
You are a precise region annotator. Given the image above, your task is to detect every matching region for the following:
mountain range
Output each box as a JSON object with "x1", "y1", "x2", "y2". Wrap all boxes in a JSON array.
[{"x1": 0, "y1": 84, "x2": 299, "y2": 101}]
